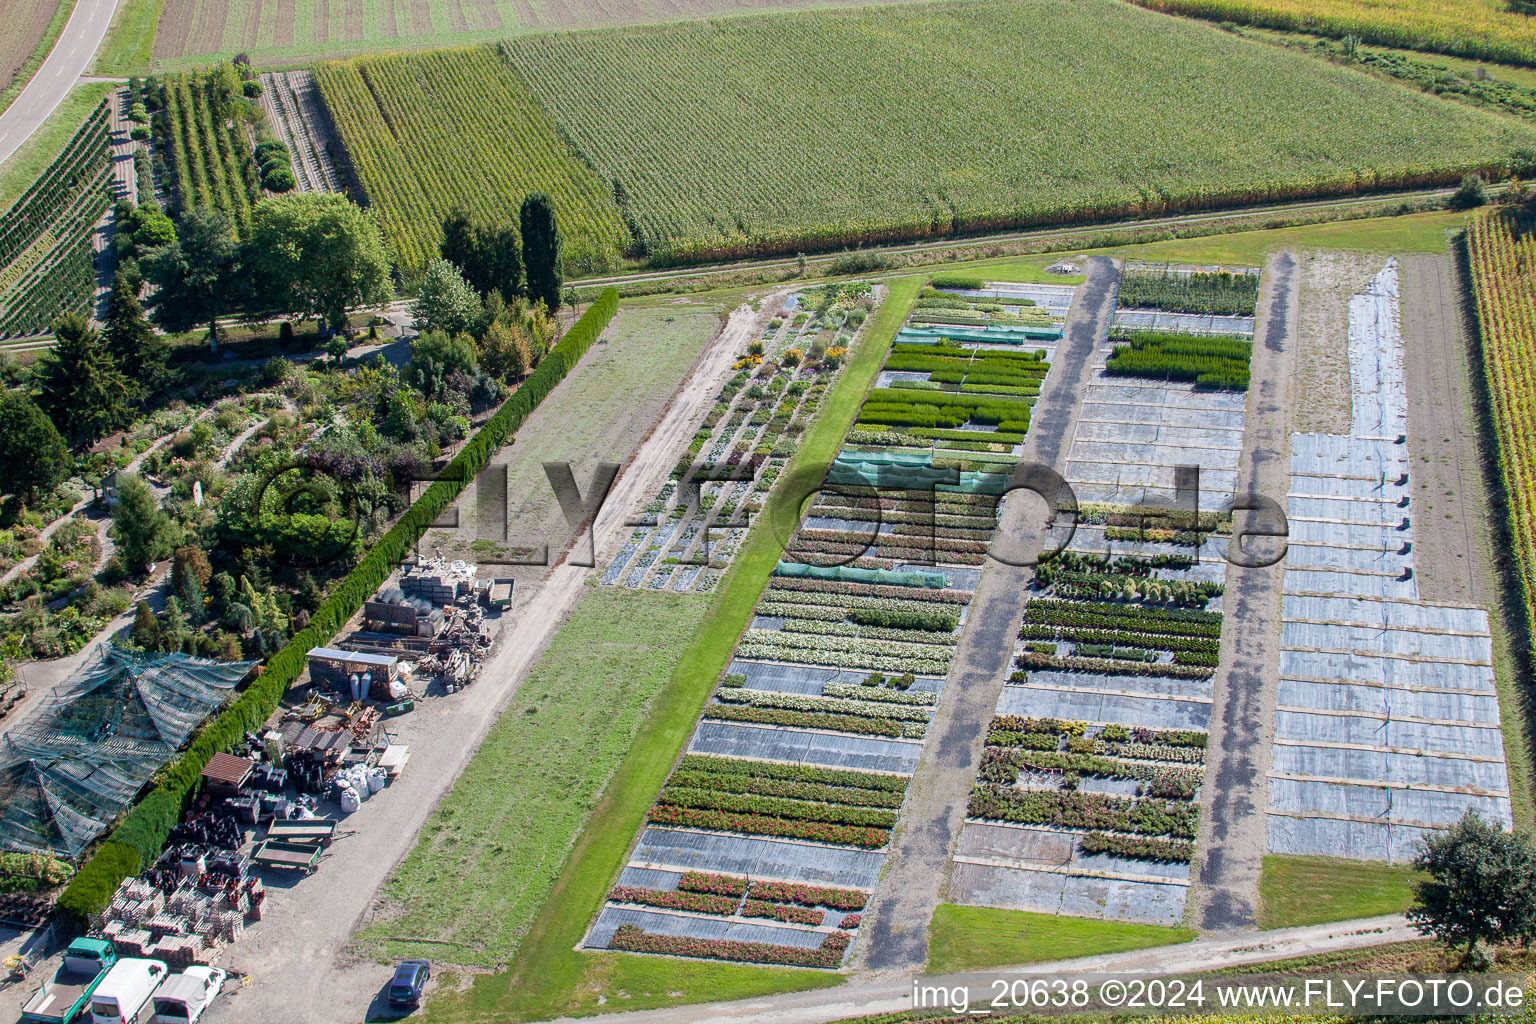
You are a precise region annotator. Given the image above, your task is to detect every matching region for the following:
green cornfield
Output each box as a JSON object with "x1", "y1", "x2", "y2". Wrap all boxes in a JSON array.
[
  {"x1": 312, "y1": 47, "x2": 631, "y2": 281},
  {"x1": 319, "y1": 0, "x2": 1536, "y2": 271},
  {"x1": 1131, "y1": 0, "x2": 1536, "y2": 68}
]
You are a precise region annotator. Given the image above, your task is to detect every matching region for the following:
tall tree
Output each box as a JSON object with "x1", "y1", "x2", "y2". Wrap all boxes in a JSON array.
[
  {"x1": 520, "y1": 192, "x2": 562, "y2": 313},
  {"x1": 0, "y1": 392, "x2": 71, "y2": 500},
  {"x1": 411, "y1": 258, "x2": 481, "y2": 336},
  {"x1": 440, "y1": 207, "x2": 478, "y2": 276},
  {"x1": 476, "y1": 223, "x2": 522, "y2": 300},
  {"x1": 148, "y1": 207, "x2": 239, "y2": 348},
  {"x1": 111, "y1": 474, "x2": 175, "y2": 575},
  {"x1": 1410, "y1": 811, "x2": 1536, "y2": 964},
  {"x1": 35, "y1": 314, "x2": 134, "y2": 444},
  {"x1": 440, "y1": 208, "x2": 522, "y2": 300},
  {"x1": 248, "y1": 193, "x2": 392, "y2": 333},
  {"x1": 103, "y1": 270, "x2": 166, "y2": 389}
]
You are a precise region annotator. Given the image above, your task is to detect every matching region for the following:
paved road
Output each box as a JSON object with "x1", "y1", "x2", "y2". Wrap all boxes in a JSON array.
[
  {"x1": 549, "y1": 914, "x2": 1419, "y2": 1024},
  {"x1": 855, "y1": 257, "x2": 1119, "y2": 971},
  {"x1": 0, "y1": 0, "x2": 121, "y2": 165}
]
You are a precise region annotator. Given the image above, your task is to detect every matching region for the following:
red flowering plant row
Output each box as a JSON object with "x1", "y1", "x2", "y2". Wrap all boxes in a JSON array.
[
  {"x1": 678, "y1": 871, "x2": 748, "y2": 897},
  {"x1": 748, "y1": 880, "x2": 869, "y2": 911},
  {"x1": 609, "y1": 924, "x2": 851, "y2": 969},
  {"x1": 742, "y1": 899, "x2": 824, "y2": 925},
  {"x1": 607, "y1": 886, "x2": 738, "y2": 915}
]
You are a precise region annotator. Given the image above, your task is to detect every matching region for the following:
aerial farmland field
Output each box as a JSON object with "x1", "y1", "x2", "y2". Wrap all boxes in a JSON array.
[
  {"x1": 10, "y1": 0, "x2": 1536, "y2": 1020},
  {"x1": 315, "y1": 0, "x2": 1536, "y2": 275}
]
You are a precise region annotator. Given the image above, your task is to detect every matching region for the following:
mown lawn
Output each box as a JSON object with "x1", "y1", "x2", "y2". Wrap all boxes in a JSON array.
[
  {"x1": 1258, "y1": 854, "x2": 1423, "y2": 930},
  {"x1": 417, "y1": 276, "x2": 923, "y2": 1022},
  {"x1": 352, "y1": 587, "x2": 709, "y2": 965},
  {"x1": 927, "y1": 905, "x2": 1196, "y2": 975}
]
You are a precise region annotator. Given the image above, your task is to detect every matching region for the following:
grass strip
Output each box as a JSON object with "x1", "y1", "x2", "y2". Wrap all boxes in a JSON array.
[
  {"x1": 1257, "y1": 854, "x2": 1422, "y2": 930},
  {"x1": 927, "y1": 904, "x2": 1195, "y2": 974},
  {"x1": 91, "y1": 0, "x2": 167, "y2": 75},
  {"x1": 423, "y1": 277, "x2": 922, "y2": 1022},
  {"x1": 0, "y1": 82, "x2": 112, "y2": 211}
]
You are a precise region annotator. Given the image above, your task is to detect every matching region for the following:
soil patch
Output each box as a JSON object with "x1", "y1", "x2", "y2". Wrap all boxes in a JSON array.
[{"x1": 1292, "y1": 250, "x2": 1383, "y2": 435}]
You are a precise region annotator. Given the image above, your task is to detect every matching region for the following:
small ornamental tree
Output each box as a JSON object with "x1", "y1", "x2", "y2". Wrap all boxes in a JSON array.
[
  {"x1": 111, "y1": 474, "x2": 176, "y2": 575},
  {"x1": 412, "y1": 258, "x2": 481, "y2": 336},
  {"x1": 1409, "y1": 811, "x2": 1536, "y2": 966}
]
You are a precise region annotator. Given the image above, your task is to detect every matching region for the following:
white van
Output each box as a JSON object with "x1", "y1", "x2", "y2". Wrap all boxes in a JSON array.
[
  {"x1": 90, "y1": 958, "x2": 167, "y2": 1024},
  {"x1": 152, "y1": 967, "x2": 226, "y2": 1023}
]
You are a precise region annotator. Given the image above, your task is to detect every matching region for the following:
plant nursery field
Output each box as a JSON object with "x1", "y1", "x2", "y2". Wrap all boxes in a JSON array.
[
  {"x1": 1132, "y1": 0, "x2": 1536, "y2": 68},
  {"x1": 423, "y1": 0, "x2": 1536, "y2": 267}
]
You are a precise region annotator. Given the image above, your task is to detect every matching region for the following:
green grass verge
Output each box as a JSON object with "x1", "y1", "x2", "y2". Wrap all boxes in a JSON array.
[
  {"x1": 91, "y1": 0, "x2": 167, "y2": 74},
  {"x1": 926, "y1": 904, "x2": 1196, "y2": 975},
  {"x1": 417, "y1": 276, "x2": 923, "y2": 1022},
  {"x1": 0, "y1": 81, "x2": 112, "y2": 210},
  {"x1": 354, "y1": 587, "x2": 708, "y2": 964},
  {"x1": 1258, "y1": 854, "x2": 1423, "y2": 930},
  {"x1": 0, "y1": 0, "x2": 79, "y2": 116}
]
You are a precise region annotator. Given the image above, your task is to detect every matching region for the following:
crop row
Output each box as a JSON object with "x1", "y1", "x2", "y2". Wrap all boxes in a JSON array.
[
  {"x1": 0, "y1": 99, "x2": 109, "y2": 267},
  {"x1": 1104, "y1": 330, "x2": 1252, "y2": 391},
  {"x1": 967, "y1": 787, "x2": 1199, "y2": 839},
  {"x1": 1023, "y1": 598, "x2": 1222, "y2": 636},
  {"x1": 737, "y1": 637, "x2": 951, "y2": 676},
  {"x1": 157, "y1": 71, "x2": 261, "y2": 234},
  {"x1": 610, "y1": 923, "x2": 851, "y2": 968},
  {"x1": 1079, "y1": 831, "x2": 1194, "y2": 864},
  {"x1": 765, "y1": 576, "x2": 973, "y2": 604},
  {"x1": 1015, "y1": 650, "x2": 1216, "y2": 681},
  {"x1": 656, "y1": 785, "x2": 900, "y2": 828},
  {"x1": 670, "y1": 766, "x2": 907, "y2": 808},
  {"x1": 1467, "y1": 211, "x2": 1536, "y2": 680},
  {"x1": 1117, "y1": 266, "x2": 1259, "y2": 316},
  {"x1": 979, "y1": 748, "x2": 1202, "y2": 797},
  {"x1": 677, "y1": 755, "x2": 910, "y2": 793},
  {"x1": 1020, "y1": 624, "x2": 1219, "y2": 654},
  {"x1": 701, "y1": 702, "x2": 926, "y2": 738},
  {"x1": 648, "y1": 804, "x2": 891, "y2": 847},
  {"x1": 715, "y1": 686, "x2": 933, "y2": 723}
]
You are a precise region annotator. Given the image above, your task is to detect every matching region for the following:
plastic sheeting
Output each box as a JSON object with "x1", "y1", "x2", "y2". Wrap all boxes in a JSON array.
[
  {"x1": 1269, "y1": 261, "x2": 1513, "y2": 862},
  {"x1": 998, "y1": 685, "x2": 1211, "y2": 731},
  {"x1": 949, "y1": 861, "x2": 1187, "y2": 926},
  {"x1": 1112, "y1": 310, "x2": 1256, "y2": 336},
  {"x1": 630, "y1": 827, "x2": 885, "y2": 888},
  {"x1": 688, "y1": 721, "x2": 922, "y2": 774},
  {"x1": 586, "y1": 906, "x2": 828, "y2": 951}
]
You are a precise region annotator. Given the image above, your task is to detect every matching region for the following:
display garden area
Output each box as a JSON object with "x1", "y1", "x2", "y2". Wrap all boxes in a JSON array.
[{"x1": 309, "y1": 0, "x2": 1536, "y2": 274}]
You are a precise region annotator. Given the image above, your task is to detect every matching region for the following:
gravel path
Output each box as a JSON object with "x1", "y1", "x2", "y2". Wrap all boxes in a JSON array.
[
  {"x1": 551, "y1": 913, "x2": 1419, "y2": 1024},
  {"x1": 1189, "y1": 251, "x2": 1296, "y2": 933},
  {"x1": 853, "y1": 256, "x2": 1119, "y2": 972}
]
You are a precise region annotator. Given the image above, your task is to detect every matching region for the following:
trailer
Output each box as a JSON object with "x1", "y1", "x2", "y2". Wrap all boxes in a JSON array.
[
  {"x1": 486, "y1": 579, "x2": 513, "y2": 610},
  {"x1": 251, "y1": 840, "x2": 322, "y2": 873},
  {"x1": 265, "y1": 819, "x2": 339, "y2": 847}
]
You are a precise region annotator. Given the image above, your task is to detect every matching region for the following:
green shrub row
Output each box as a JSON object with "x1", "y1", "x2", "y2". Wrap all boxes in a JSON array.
[
  {"x1": 1105, "y1": 330, "x2": 1251, "y2": 390},
  {"x1": 58, "y1": 288, "x2": 620, "y2": 924},
  {"x1": 677, "y1": 754, "x2": 908, "y2": 792},
  {"x1": 848, "y1": 606, "x2": 958, "y2": 632},
  {"x1": 1118, "y1": 267, "x2": 1258, "y2": 316},
  {"x1": 656, "y1": 786, "x2": 899, "y2": 829},
  {"x1": 967, "y1": 785, "x2": 1199, "y2": 839}
]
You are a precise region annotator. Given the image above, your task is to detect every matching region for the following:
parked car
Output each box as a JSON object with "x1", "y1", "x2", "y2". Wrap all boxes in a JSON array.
[
  {"x1": 152, "y1": 966, "x2": 226, "y2": 1023},
  {"x1": 89, "y1": 957, "x2": 167, "y2": 1024},
  {"x1": 20, "y1": 938, "x2": 117, "y2": 1024},
  {"x1": 387, "y1": 960, "x2": 430, "y2": 1008}
]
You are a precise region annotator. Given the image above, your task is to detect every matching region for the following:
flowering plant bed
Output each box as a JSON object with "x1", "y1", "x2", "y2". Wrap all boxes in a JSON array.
[
  {"x1": 749, "y1": 880, "x2": 869, "y2": 911},
  {"x1": 647, "y1": 805, "x2": 891, "y2": 847},
  {"x1": 609, "y1": 923, "x2": 850, "y2": 968}
]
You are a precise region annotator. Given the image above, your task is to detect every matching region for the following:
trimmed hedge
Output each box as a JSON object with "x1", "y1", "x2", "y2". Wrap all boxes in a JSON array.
[{"x1": 57, "y1": 288, "x2": 620, "y2": 924}]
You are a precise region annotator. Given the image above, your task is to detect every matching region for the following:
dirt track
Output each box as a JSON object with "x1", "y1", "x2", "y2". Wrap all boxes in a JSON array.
[{"x1": 1189, "y1": 251, "x2": 1296, "y2": 933}]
